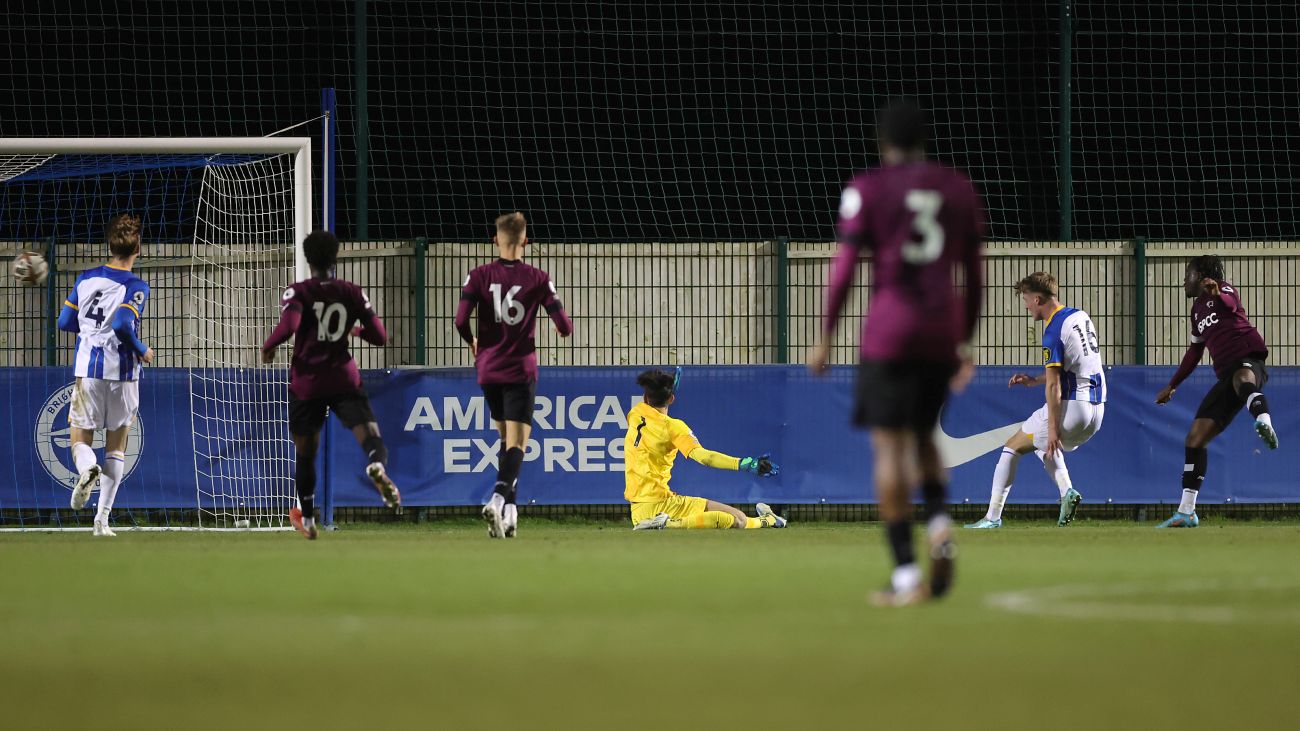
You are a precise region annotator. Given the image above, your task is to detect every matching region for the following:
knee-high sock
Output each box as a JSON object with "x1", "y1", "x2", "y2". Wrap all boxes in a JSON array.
[
  {"x1": 72, "y1": 442, "x2": 96, "y2": 475},
  {"x1": 361, "y1": 434, "x2": 388, "y2": 467},
  {"x1": 1039, "y1": 449, "x2": 1073, "y2": 498},
  {"x1": 296, "y1": 451, "x2": 317, "y2": 524},
  {"x1": 1181, "y1": 446, "x2": 1207, "y2": 513},
  {"x1": 95, "y1": 450, "x2": 125, "y2": 522},
  {"x1": 986, "y1": 448, "x2": 1023, "y2": 521},
  {"x1": 666, "y1": 511, "x2": 736, "y2": 529},
  {"x1": 495, "y1": 446, "x2": 525, "y2": 504}
]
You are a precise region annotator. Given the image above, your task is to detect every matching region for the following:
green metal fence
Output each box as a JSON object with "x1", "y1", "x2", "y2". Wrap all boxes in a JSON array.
[{"x1": 4, "y1": 240, "x2": 1297, "y2": 371}]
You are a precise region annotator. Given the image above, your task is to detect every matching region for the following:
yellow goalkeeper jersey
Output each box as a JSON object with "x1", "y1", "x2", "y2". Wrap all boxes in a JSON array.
[{"x1": 623, "y1": 401, "x2": 702, "y2": 503}]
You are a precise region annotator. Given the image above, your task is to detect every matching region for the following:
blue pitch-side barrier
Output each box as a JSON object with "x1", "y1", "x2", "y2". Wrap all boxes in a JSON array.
[{"x1": 2, "y1": 365, "x2": 1296, "y2": 511}]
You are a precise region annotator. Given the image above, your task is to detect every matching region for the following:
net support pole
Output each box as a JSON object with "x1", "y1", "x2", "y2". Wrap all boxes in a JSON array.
[
  {"x1": 1057, "y1": 0, "x2": 1074, "y2": 241},
  {"x1": 775, "y1": 236, "x2": 788, "y2": 364},
  {"x1": 44, "y1": 235, "x2": 57, "y2": 366},
  {"x1": 354, "y1": 0, "x2": 369, "y2": 239},
  {"x1": 321, "y1": 88, "x2": 337, "y2": 233},
  {"x1": 1134, "y1": 236, "x2": 1147, "y2": 365},
  {"x1": 414, "y1": 236, "x2": 428, "y2": 365}
]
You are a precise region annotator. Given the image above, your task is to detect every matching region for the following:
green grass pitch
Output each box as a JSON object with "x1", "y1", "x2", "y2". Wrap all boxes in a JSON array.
[{"x1": 3, "y1": 520, "x2": 1299, "y2": 730}]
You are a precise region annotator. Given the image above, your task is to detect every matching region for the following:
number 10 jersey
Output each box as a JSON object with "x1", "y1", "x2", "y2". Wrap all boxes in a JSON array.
[{"x1": 280, "y1": 277, "x2": 376, "y2": 399}]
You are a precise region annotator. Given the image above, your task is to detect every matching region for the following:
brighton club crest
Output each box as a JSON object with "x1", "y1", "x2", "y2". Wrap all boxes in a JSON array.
[{"x1": 34, "y1": 383, "x2": 143, "y2": 491}]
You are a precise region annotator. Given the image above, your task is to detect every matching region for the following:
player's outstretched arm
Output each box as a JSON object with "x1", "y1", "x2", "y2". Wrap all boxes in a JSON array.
[{"x1": 1158, "y1": 341, "x2": 1206, "y2": 403}]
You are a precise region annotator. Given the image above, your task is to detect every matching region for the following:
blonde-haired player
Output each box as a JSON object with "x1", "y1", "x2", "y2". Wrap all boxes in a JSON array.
[
  {"x1": 626, "y1": 369, "x2": 786, "y2": 530},
  {"x1": 57, "y1": 213, "x2": 154, "y2": 536}
]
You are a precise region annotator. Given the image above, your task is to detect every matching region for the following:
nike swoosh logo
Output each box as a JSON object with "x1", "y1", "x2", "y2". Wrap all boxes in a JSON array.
[{"x1": 933, "y1": 414, "x2": 1023, "y2": 468}]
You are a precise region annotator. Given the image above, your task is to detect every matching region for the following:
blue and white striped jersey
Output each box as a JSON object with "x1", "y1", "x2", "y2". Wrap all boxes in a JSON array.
[
  {"x1": 64, "y1": 265, "x2": 151, "y2": 381},
  {"x1": 1041, "y1": 306, "x2": 1106, "y2": 403}
]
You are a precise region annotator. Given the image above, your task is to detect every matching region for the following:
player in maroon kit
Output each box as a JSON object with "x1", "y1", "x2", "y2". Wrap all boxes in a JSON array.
[
  {"x1": 808, "y1": 100, "x2": 985, "y2": 606},
  {"x1": 1154, "y1": 255, "x2": 1277, "y2": 528},
  {"x1": 262, "y1": 230, "x2": 401, "y2": 539},
  {"x1": 455, "y1": 212, "x2": 573, "y2": 538}
]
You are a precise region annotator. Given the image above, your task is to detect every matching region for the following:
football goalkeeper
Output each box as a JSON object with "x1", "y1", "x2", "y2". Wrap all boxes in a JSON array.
[{"x1": 625, "y1": 369, "x2": 787, "y2": 530}]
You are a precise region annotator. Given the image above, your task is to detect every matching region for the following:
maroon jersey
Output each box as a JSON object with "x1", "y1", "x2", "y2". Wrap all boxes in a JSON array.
[
  {"x1": 825, "y1": 160, "x2": 985, "y2": 362},
  {"x1": 455, "y1": 258, "x2": 572, "y2": 384},
  {"x1": 1189, "y1": 281, "x2": 1268, "y2": 378},
  {"x1": 263, "y1": 277, "x2": 387, "y2": 399}
]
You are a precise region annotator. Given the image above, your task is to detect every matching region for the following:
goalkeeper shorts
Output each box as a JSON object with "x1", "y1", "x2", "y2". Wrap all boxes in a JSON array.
[{"x1": 629, "y1": 494, "x2": 708, "y2": 525}]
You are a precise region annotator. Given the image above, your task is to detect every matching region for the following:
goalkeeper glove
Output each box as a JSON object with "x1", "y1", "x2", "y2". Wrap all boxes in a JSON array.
[{"x1": 739, "y1": 454, "x2": 779, "y2": 476}]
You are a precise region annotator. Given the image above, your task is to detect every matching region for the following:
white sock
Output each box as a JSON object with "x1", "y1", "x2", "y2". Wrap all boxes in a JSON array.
[
  {"x1": 986, "y1": 448, "x2": 1022, "y2": 521},
  {"x1": 302, "y1": 514, "x2": 315, "y2": 529},
  {"x1": 95, "y1": 450, "x2": 125, "y2": 523},
  {"x1": 927, "y1": 513, "x2": 953, "y2": 540},
  {"x1": 891, "y1": 563, "x2": 922, "y2": 594},
  {"x1": 72, "y1": 442, "x2": 97, "y2": 475},
  {"x1": 1255, "y1": 411, "x2": 1273, "y2": 428},
  {"x1": 503, "y1": 503, "x2": 517, "y2": 526},
  {"x1": 1040, "y1": 449, "x2": 1074, "y2": 498},
  {"x1": 487, "y1": 492, "x2": 504, "y2": 512},
  {"x1": 1179, "y1": 488, "x2": 1198, "y2": 515}
]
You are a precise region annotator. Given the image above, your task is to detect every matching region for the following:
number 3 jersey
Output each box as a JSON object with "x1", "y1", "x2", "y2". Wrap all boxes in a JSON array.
[
  {"x1": 456, "y1": 258, "x2": 572, "y2": 385},
  {"x1": 276, "y1": 277, "x2": 380, "y2": 399},
  {"x1": 828, "y1": 160, "x2": 986, "y2": 363},
  {"x1": 66, "y1": 265, "x2": 151, "y2": 381},
  {"x1": 1041, "y1": 306, "x2": 1107, "y2": 403}
]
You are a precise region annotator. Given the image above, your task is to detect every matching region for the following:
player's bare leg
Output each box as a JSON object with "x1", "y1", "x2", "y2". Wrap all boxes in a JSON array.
[
  {"x1": 352, "y1": 422, "x2": 400, "y2": 511},
  {"x1": 68, "y1": 426, "x2": 101, "y2": 511},
  {"x1": 869, "y1": 428, "x2": 926, "y2": 607},
  {"x1": 916, "y1": 434, "x2": 956, "y2": 598},
  {"x1": 289, "y1": 432, "x2": 320, "y2": 539}
]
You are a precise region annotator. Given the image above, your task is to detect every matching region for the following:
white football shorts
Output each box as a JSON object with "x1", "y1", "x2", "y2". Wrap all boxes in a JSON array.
[
  {"x1": 69, "y1": 378, "x2": 140, "y2": 431},
  {"x1": 1022, "y1": 401, "x2": 1104, "y2": 453}
]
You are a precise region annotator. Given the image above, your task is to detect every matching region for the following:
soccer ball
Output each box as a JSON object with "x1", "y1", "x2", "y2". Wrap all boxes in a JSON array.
[{"x1": 11, "y1": 251, "x2": 49, "y2": 286}]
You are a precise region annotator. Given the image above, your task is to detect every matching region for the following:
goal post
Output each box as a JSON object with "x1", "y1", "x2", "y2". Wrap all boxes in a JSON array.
[{"x1": 0, "y1": 137, "x2": 312, "y2": 530}]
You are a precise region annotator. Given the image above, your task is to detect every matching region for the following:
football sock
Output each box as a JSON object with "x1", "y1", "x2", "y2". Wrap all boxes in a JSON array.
[
  {"x1": 891, "y1": 563, "x2": 922, "y2": 594},
  {"x1": 361, "y1": 435, "x2": 388, "y2": 467},
  {"x1": 1040, "y1": 449, "x2": 1073, "y2": 498},
  {"x1": 1180, "y1": 446, "x2": 1206, "y2": 514},
  {"x1": 1245, "y1": 392, "x2": 1270, "y2": 419},
  {"x1": 295, "y1": 451, "x2": 317, "y2": 522},
  {"x1": 885, "y1": 519, "x2": 916, "y2": 568},
  {"x1": 744, "y1": 516, "x2": 763, "y2": 529},
  {"x1": 72, "y1": 442, "x2": 97, "y2": 475},
  {"x1": 986, "y1": 448, "x2": 1021, "y2": 521},
  {"x1": 95, "y1": 450, "x2": 125, "y2": 523},
  {"x1": 920, "y1": 479, "x2": 947, "y2": 522},
  {"x1": 496, "y1": 446, "x2": 525, "y2": 504},
  {"x1": 1182, "y1": 446, "x2": 1206, "y2": 492},
  {"x1": 666, "y1": 511, "x2": 735, "y2": 529}
]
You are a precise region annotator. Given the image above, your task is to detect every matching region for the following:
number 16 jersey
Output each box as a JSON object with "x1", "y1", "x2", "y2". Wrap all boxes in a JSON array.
[
  {"x1": 280, "y1": 277, "x2": 376, "y2": 399},
  {"x1": 458, "y1": 258, "x2": 569, "y2": 385}
]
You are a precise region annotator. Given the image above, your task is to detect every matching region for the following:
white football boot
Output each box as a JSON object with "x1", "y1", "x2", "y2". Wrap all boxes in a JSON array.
[{"x1": 70, "y1": 464, "x2": 101, "y2": 510}]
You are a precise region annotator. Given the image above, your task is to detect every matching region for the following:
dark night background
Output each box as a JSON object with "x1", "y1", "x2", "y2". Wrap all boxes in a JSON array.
[{"x1": 2, "y1": 1, "x2": 1296, "y2": 242}]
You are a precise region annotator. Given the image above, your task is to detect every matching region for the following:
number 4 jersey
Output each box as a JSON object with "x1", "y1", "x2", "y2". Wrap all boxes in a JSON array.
[
  {"x1": 456, "y1": 258, "x2": 572, "y2": 385},
  {"x1": 66, "y1": 265, "x2": 151, "y2": 381},
  {"x1": 272, "y1": 277, "x2": 385, "y2": 399}
]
